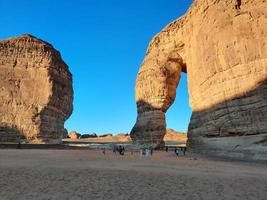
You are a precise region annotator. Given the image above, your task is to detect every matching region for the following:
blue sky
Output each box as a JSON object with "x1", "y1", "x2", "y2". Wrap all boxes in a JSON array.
[{"x1": 0, "y1": 0, "x2": 193, "y2": 134}]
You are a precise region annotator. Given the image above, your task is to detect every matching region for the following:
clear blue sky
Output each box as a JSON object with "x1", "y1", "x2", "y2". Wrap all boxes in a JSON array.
[{"x1": 0, "y1": 0, "x2": 193, "y2": 134}]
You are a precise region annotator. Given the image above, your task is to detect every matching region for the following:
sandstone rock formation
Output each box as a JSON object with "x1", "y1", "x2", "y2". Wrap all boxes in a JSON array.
[
  {"x1": 164, "y1": 129, "x2": 187, "y2": 144},
  {"x1": 64, "y1": 130, "x2": 186, "y2": 144},
  {"x1": 0, "y1": 34, "x2": 73, "y2": 144},
  {"x1": 131, "y1": 0, "x2": 267, "y2": 160},
  {"x1": 68, "y1": 131, "x2": 80, "y2": 139}
]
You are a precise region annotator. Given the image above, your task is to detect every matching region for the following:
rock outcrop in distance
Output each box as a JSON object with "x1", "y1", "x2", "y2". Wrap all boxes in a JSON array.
[
  {"x1": 131, "y1": 0, "x2": 267, "y2": 160},
  {"x1": 68, "y1": 131, "x2": 81, "y2": 140},
  {"x1": 65, "y1": 129, "x2": 186, "y2": 144},
  {"x1": 0, "y1": 34, "x2": 73, "y2": 144},
  {"x1": 164, "y1": 129, "x2": 187, "y2": 144}
]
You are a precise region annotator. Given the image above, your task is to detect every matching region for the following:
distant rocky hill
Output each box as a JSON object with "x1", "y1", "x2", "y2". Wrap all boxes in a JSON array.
[
  {"x1": 66, "y1": 129, "x2": 187, "y2": 144},
  {"x1": 164, "y1": 129, "x2": 187, "y2": 143}
]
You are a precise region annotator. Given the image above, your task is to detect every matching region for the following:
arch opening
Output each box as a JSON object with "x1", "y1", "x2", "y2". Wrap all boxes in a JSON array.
[{"x1": 165, "y1": 72, "x2": 191, "y2": 138}]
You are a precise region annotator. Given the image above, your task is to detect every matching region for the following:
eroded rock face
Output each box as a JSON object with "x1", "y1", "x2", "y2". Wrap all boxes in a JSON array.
[
  {"x1": 131, "y1": 44, "x2": 184, "y2": 148},
  {"x1": 0, "y1": 34, "x2": 73, "y2": 144},
  {"x1": 131, "y1": 0, "x2": 267, "y2": 159},
  {"x1": 68, "y1": 131, "x2": 80, "y2": 139}
]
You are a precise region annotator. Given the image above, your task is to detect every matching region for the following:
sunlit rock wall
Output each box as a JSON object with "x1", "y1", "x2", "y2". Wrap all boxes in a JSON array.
[
  {"x1": 0, "y1": 34, "x2": 73, "y2": 143},
  {"x1": 131, "y1": 0, "x2": 267, "y2": 160}
]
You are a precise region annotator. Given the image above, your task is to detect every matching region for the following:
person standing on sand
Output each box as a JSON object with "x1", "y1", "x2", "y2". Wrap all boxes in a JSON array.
[
  {"x1": 17, "y1": 136, "x2": 21, "y2": 149},
  {"x1": 150, "y1": 147, "x2": 153, "y2": 156},
  {"x1": 118, "y1": 145, "x2": 122, "y2": 155},
  {"x1": 175, "y1": 148, "x2": 179, "y2": 157},
  {"x1": 182, "y1": 147, "x2": 187, "y2": 156},
  {"x1": 17, "y1": 141, "x2": 21, "y2": 149},
  {"x1": 113, "y1": 145, "x2": 117, "y2": 154},
  {"x1": 120, "y1": 146, "x2": 125, "y2": 155},
  {"x1": 166, "y1": 146, "x2": 168, "y2": 152}
]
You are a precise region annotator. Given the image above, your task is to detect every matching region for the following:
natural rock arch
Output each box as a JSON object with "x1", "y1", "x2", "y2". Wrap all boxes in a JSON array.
[
  {"x1": 131, "y1": 0, "x2": 267, "y2": 160},
  {"x1": 131, "y1": 47, "x2": 186, "y2": 148}
]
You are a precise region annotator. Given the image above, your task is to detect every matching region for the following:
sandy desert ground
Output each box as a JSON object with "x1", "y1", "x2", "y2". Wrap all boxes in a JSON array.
[{"x1": 0, "y1": 149, "x2": 266, "y2": 200}]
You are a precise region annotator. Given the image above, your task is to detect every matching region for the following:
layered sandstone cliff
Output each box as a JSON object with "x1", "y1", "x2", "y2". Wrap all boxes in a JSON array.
[
  {"x1": 131, "y1": 0, "x2": 267, "y2": 159},
  {"x1": 0, "y1": 34, "x2": 73, "y2": 144}
]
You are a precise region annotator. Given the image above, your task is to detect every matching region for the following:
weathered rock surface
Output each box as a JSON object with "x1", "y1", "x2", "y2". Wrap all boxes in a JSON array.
[
  {"x1": 64, "y1": 129, "x2": 186, "y2": 144},
  {"x1": 68, "y1": 131, "x2": 80, "y2": 139},
  {"x1": 164, "y1": 129, "x2": 187, "y2": 144},
  {"x1": 0, "y1": 34, "x2": 73, "y2": 144},
  {"x1": 131, "y1": 0, "x2": 267, "y2": 160}
]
